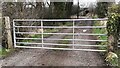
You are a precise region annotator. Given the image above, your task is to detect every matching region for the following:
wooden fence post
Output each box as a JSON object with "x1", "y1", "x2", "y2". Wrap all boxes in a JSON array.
[{"x1": 4, "y1": 16, "x2": 13, "y2": 49}]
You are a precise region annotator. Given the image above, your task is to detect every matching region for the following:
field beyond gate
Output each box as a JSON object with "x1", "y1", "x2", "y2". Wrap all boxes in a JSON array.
[{"x1": 13, "y1": 18, "x2": 108, "y2": 52}]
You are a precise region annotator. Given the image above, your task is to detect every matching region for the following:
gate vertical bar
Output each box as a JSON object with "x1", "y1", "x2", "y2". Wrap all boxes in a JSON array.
[
  {"x1": 73, "y1": 20, "x2": 75, "y2": 49},
  {"x1": 41, "y1": 20, "x2": 44, "y2": 47},
  {"x1": 13, "y1": 20, "x2": 17, "y2": 47}
]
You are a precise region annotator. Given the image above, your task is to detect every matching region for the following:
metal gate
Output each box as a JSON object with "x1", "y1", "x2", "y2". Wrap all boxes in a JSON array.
[{"x1": 13, "y1": 18, "x2": 108, "y2": 52}]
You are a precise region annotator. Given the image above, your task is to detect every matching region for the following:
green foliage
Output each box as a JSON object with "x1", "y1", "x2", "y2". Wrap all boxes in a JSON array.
[
  {"x1": 107, "y1": 13, "x2": 120, "y2": 37},
  {"x1": 96, "y1": 2, "x2": 109, "y2": 18},
  {"x1": 106, "y1": 52, "x2": 118, "y2": 66},
  {"x1": 107, "y1": 4, "x2": 120, "y2": 37},
  {"x1": 107, "y1": 4, "x2": 120, "y2": 66},
  {"x1": 53, "y1": 2, "x2": 66, "y2": 18},
  {"x1": 65, "y1": 2, "x2": 73, "y2": 18},
  {"x1": 93, "y1": 21, "x2": 107, "y2": 45},
  {"x1": 0, "y1": 48, "x2": 11, "y2": 57},
  {"x1": 108, "y1": 4, "x2": 120, "y2": 13},
  {"x1": 21, "y1": 39, "x2": 33, "y2": 43},
  {"x1": 49, "y1": 2, "x2": 73, "y2": 19},
  {"x1": 92, "y1": 20, "x2": 108, "y2": 56}
]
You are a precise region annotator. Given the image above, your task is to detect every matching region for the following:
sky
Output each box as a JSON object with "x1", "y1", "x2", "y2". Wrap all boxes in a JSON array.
[
  {"x1": 0, "y1": 0, "x2": 120, "y2": 2},
  {"x1": 73, "y1": 0, "x2": 120, "y2": 8},
  {"x1": 77, "y1": 0, "x2": 120, "y2": 3},
  {"x1": 74, "y1": 0, "x2": 120, "y2": 4}
]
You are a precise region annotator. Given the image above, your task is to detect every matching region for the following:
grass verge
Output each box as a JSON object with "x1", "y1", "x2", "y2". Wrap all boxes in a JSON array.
[
  {"x1": 0, "y1": 48, "x2": 15, "y2": 58},
  {"x1": 92, "y1": 21, "x2": 107, "y2": 47}
]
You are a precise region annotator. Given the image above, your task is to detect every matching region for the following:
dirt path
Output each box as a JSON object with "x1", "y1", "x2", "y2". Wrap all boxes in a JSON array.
[{"x1": 1, "y1": 20, "x2": 107, "y2": 66}]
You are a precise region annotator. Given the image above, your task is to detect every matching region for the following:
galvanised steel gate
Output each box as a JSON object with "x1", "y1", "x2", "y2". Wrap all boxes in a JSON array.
[{"x1": 13, "y1": 18, "x2": 108, "y2": 52}]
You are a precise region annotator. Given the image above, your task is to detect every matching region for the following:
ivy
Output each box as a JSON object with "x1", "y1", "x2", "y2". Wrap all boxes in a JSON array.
[
  {"x1": 106, "y1": 4, "x2": 120, "y2": 66},
  {"x1": 107, "y1": 13, "x2": 120, "y2": 38}
]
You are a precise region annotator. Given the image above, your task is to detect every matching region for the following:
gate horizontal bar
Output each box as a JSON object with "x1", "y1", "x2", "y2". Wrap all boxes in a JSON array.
[
  {"x1": 16, "y1": 42, "x2": 107, "y2": 47},
  {"x1": 15, "y1": 32, "x2": 107, "y2": 36},
  {"x1": 13, "y1": 18, "x2": 108, "y2": 22},
  {"x1": 15, "y1": 46, "x2": 107, "y2": 52},
  {"x1": 44, "y1": 39, "x2": 107, "y2": 42},
  {"x1": 16, "y1": 38, "x2": 42, "y2": 40},
  {"x1": 16, "y1": 37, "x2": 107, "y2": 42},
  {"x1": 15, "y1": 26, "x2": 106, "y2": 28}
]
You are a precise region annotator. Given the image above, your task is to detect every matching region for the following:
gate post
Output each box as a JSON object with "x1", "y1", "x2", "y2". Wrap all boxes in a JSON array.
[{"x1": 3, "y1": 16, "x2": 13, "y2": 49}]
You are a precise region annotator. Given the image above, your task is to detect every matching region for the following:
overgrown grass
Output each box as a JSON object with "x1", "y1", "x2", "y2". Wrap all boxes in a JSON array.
[
  {"x1": 92, "y1": 21, "x2": 108, "y2": 55},
  {"x1": 0, "y1": 49, "x2": 7, "y2": 56},
  {"x1": 0, "y1": 48, "x2": 12, "y2": 57},
  {"x1": 105, "y1": 47, "x2": 119, "y2": 66},
  {"x1": 93, "y1": 21, "x2": 107, "y2": 45}
]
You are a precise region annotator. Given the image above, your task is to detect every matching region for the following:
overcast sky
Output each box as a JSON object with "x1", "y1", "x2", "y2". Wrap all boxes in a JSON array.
[
  {"x1": 73, "y1": 0, "x2": 120, "y2": 8},
  {"x1": 1, "y1": 0, "x2": 120, "y2": 4},
  {"x1": 74, "y1": 0, "x2": 120, "y2": 4}
]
